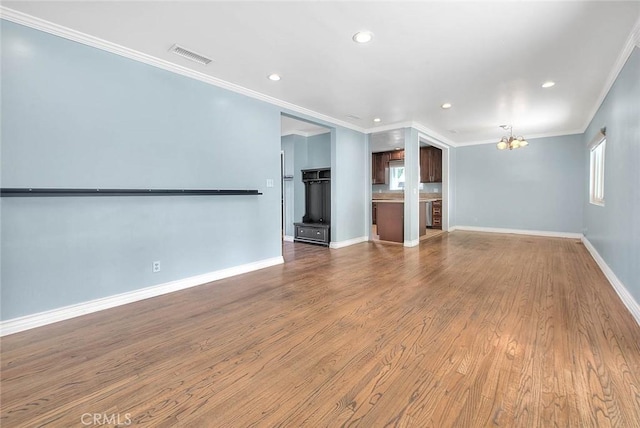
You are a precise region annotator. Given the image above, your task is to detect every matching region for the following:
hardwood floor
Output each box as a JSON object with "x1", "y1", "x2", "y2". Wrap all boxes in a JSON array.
[{"x1": 2, "y1": 231, "x2": 640, "y2": 427}]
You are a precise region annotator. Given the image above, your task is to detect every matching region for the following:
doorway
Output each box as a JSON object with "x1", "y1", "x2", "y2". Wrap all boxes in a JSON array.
[
  {"x1": 280, "y1": 114, "x2": 332, "y2": 243},
  {"x1": 369, "y1": 129, "x2": 450, "y2": 244}
]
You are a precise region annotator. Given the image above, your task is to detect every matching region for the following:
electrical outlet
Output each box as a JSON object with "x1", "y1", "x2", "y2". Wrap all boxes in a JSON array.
[{"x1": 152, "y1": 261, "x2": 161, "y2": 273}]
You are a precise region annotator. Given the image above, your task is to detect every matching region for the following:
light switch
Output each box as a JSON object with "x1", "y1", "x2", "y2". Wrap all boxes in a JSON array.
[{"x1": 266, "y1": 179, "x2": 274, "y2": 188}]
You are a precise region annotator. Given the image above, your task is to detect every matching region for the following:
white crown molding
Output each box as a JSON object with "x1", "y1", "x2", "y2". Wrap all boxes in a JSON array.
[
  {"x1": 409, "y1": 122, "x2": 459, "y2": 148},
  {"x1": 2, "y1": 6, "x2": 637, "y2": 146},
  {"x1": 366, "y1": 121, "x2": 458, "y2": 148},
  {"x1": 455, "y1": 127, "x2": 585, "y2": 147},
  {"x1": 281, "y1": 129, "x2": 331, "y2": 138},
  {"x1": 375, "y1": 19, "x2": 640, "y2": 149},
  {"x1": 582, "y1": 236, "x2": 640, "y2": 326},
  {"x1": 0, "y1": 6, "x2": 367, "y2": 135},
  {"x1": 366, "y1": 121, "x2": 415, "y2": 135},
  {"x1": 581, "y1": 14, "x2": 640, "y2": 134},
  {"x1": 329, "y1": 235, "x2": 368, "y2": 249},
  {"x1": 453, "y1": 226, "x2": 583, "y2": 240},
  {"x1": 0, "y1": 256, "x2": 284, "y2": 336}
]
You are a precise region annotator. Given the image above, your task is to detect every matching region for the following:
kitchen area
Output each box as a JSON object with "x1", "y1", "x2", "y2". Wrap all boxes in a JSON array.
[{"x1": 371, "y1": 133, "x2": 444, "y2": 244}]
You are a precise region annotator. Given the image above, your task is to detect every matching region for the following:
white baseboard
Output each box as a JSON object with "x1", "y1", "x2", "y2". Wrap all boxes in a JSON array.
[
  {"x1": 581, "y1": 237, "x2": 640, "y2": 326},
  {"x1": 330, "y1": 236, "x2": 368, "y2": 249},
  {"x1": 283, "y1": 235, "x2": 294, "y2": 242},
  {"x1": 404, "y1": 239, "x2": 420, "y2": 247},
  {"x1": 453, "y1": 225, "x2": 582, "y2": 239},
  {"x1": 0, "y1": 256, "x2": 284, "y2": 337}
]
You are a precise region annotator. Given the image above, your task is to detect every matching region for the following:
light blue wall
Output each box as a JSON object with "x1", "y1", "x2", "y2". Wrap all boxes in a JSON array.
[
  {"x1": 332, "y1": 127, "x2": 368, "y2": 242},
  {"x1": 455, "y1": 134, "x2": 584, "y2": 233},
  {"x1": 583, "y1": 47, "x2": 640, "y2": 302},
  {"x1": 280, "y1": 132, "x2": 330, "y2": 236},
  {"x1": 1, "y1": 21, "x2": 282, "y2": 320},
  {"x1": 449, "y1": 148, "x2": 457, "y2": 227},
  {"x1": 279, "y1": 112, "x2": 368, "y2": 244},
  {"x1": 307, "y1": 133, "x2": 331, "y2": 168}
]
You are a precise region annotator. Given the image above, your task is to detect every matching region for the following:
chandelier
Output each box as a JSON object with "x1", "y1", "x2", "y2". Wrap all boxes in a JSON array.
[{"x1": 496, "y1": 125, "x2": 528, "y2": 150}]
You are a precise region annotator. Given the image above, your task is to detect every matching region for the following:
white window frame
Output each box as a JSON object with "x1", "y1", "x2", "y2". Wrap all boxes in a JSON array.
[
  {"x1": 389, "y1": 161, "x2": 405, "y2": 191},
  {"x1": 589, "y1": 137, "x2": 606, "y2": 206}
]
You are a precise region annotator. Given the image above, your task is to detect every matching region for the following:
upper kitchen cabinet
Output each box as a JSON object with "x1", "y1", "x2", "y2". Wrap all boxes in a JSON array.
[
  {"x1": 372, "y1": 151, "x2": 389, "y2": 184},
  {"x1": 420, "y1": 146, "x2": 442, "y2": 183},
  {"x1": 388, "y1": 149, "x2": 404, "y2": 161}
]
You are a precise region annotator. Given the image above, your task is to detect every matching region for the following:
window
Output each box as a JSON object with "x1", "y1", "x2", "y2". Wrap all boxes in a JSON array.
[
  {"x1": 589, "y1": 138, "x2": 606, "y2": 206},
  {"x1": 389, "y1": 162, "x2": 405, "y2": 190}
]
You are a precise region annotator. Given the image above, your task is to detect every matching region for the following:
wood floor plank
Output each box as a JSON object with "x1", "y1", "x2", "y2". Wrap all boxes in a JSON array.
[{"x1": 2, "y1": 231, "x2": 640, "y2": 427}]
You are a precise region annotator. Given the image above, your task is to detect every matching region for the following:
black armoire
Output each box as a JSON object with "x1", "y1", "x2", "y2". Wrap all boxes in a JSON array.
[{"x1": 294, "y1": 168, "x2": 331, "y2": 246}]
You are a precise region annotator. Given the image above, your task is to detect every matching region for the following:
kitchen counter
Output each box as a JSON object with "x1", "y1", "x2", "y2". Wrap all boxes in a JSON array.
[
  {"x1": 374, "y1": 200, "x2": 429, "y2": 242},
  {"x1": 372, "y1": 192, "x2": 442, "y2": 203},
  {"x1": 373, "y1": 198, "x2": 441, "y2": 203}
]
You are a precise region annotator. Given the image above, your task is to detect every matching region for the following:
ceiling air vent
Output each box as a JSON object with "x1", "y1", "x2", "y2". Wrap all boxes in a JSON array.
[{"x1": 169, "y1": 44, "x2": 212, "y2": 65}]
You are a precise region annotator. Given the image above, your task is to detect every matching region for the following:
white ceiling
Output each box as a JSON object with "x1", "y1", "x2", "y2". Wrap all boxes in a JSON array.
[
  {"x1": 281, "y1": 116, "x2": 330, "y2": 137},
  {"x1": 3, "y1": 1, "x2": 639, "y2": 145}
]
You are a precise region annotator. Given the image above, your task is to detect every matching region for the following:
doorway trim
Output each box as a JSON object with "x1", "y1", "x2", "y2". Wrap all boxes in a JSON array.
[{"x1": 419, "y1": 133, "x2": 451, "y2": 232}]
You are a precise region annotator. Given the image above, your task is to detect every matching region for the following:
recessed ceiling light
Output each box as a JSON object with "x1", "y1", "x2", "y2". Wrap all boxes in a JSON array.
[
  {"x1": 441, "y1": 103, "x2": 452, "y2": 109},
  {"x1": 352, "y1": 31, "x2": 374, "y2": 44},
  {"x1": 394, "y1": 147, "x2": 401, "y2": 150},
  {"x1": 373, "y1": 118, "x2": 381, "y2": 123},
  {"x1": 268, "y1": 73, "x2": 281, "y2": 81},
  {"x1": 542, "y1": 81, "x2": 555, "y2": 88}
]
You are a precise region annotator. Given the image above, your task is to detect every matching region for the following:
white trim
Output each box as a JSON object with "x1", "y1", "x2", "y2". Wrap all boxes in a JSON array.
[
  {"x1": 587, "y1": 130, "x2": 607, "y2": 149},
  {"x1": 453, "y1": 226, "x2": 582, "y2": 239},
  {"x1": 283, "y1": 235, "x2": 294, "y2": 242},
  {"x1": 281, "y1": 129, "x2": 331, "y2": 138},
  {"x1": 403, "y1": 239, "x2": 420, "y2": 248},
  {"x1": 455, "y1": 128, "x2": 585, "y2": 147},
  {"x1": 368, "y1": 121, "x2": 457, "y2": 148},
  {"x1": 0, "y1": 256, "x2": 284, "y2": 337},
  {"x1": 329, "y1": 236, "x2": 368, "y2": 249},
  {"x1": 418, "y1": 131, "x2": 450, "y2": 232},
  {"x1": 3, "y1": 6, "x2": 637, "y2": 147},
  {"x1": 0, "y1": 7, "x2": 366, "y2": 135},
  {"x1": 582, "y1": 15, "x2": 640, "y2": 133},
  {"x1": 582, "y1": 236, "x2": 640, "y2": 326},
  {"x1": 406, "y1": 122, "x2": 457, "y2": 148}
]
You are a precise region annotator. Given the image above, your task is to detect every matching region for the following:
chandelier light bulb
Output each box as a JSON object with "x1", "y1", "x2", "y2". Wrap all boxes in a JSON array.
[{"x1": 496, "y1": 126, "x2": 529, "y2": 151}]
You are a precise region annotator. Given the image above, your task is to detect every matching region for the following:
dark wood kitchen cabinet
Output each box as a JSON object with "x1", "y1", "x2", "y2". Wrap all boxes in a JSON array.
[
  {"x1": 388, "y1": 149, "x2": 404, "y2": 161},
  {"x1": 372, "y1": 152, "x2": 389, "y2": 184},
  {"x1": 372, "y1": 202, "x2": 377, "y2": 224},
  {"x1": 420, "y1": 146, "x2": 442, "y2": 183},
  {"x1": 432, "y1": 199, "x2": 442, "y2": 229},
  {"x1": 376, "y1": 202, "x2": 404, "y2": 243}
]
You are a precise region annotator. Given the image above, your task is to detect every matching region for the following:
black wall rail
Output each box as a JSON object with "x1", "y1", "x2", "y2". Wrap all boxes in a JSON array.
[{"x1": 0, "y1": 188, "x2": 262, "y2": 197}]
